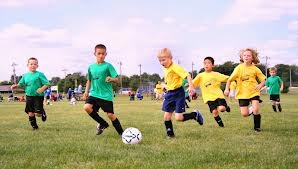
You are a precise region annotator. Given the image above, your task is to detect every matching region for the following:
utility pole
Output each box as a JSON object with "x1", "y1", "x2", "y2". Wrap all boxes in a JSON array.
[
  {"x1": 191, "y1": 62, "x2": 194, "y2": 78},
  {"x1": 11, "y1": 62, "x2": 17, "y2": 84},
  {"x1": 263, "y1": 56, "x2": 270, "y2": 78},
  {"x1": 61, "y1": 69, "x2": 68, "y2": 95},
  {"x1": 289, "y1": 67, "x2": 292, "y2": 87},
  {"x1": 119, "y1": 61, "x2": 123, "y2": 93},
  {"x1": 138, "y1": 64, "x2": 142, "y2": 89}
]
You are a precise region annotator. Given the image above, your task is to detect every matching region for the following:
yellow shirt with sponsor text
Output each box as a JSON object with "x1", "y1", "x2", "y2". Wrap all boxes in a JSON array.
[
  {"x1": 155, "y1": 83, "x2": 163, "y2": 94},
  {"x1": 163, "y1": 63, "x2": 189, "y2": 90},
  {"x1": 228, "y1": 63, "x2": 266, "y2": 99},
  {"x1": 193, "y1": 71, "x2": 229, "y2": 103}
]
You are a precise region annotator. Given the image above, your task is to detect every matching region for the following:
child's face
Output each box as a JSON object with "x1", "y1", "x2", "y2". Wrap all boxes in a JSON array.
[
  {"x1": 203, "y1": 59, "x2": 214, "y2": 72},
  {"x1": 94, "y1": 48, "x2": 107, "y2": 63},
  {"x1": 269, "y1": 70, "x2": 276, "y2": 76},
  {"x1": 27, "y1": 59, "x2": 38, "y2": 72},
  {"x1": 242, "y1": 51, "x2": 253, "y2": 64},
  {"x1": 158, "y1": 54, "x2": 172, "y2": 68}
]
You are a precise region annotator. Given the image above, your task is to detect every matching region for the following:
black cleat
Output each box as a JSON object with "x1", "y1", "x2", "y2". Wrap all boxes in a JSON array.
[
  {"x1": 41, "y1": 111, "x2": 47, "y2": 122},
  {"x1": 254, "y1": 128, "x2": 261, "y2": 132},
  {"x1": 96, "y1": 123, "x2": 109, "y2": 135}
]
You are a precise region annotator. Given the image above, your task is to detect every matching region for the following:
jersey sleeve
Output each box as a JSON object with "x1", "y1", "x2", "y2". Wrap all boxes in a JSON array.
[
  {"x1": 217, "y1": 72, "x2": 229, "y2": 82},
  {"x1": 87, "y1": 66, "x2": 92, "y2": 81},
  {"x1": 18, "y1": 75, "x2": 25, "y2": 87},
  {"x1": 256, "y1": 68, "x2": 266, "y2": 82},
  {"x1": 192, "y1": 74, "x2": 200, "y2": 87},
  {"x1": 228, "y1": 65, "x2": 239, "y2": 82},
  {"x1": 108, "y1": 64, "x2": 118, "y2": 78},
  {"x1": 278, "y1": 76, "x2": 283, "y2": 84},
  {"x1": 39, "y1": 72, "x2": 50, "y2": 86},
  {"x1": 265, "y1": 78, "x2": 270, "y2": 87},
  {"x1": 173, "y1": 64, "x2": 189, "y2": 79}
]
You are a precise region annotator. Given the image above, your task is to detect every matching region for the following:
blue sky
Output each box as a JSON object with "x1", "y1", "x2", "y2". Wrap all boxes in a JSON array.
[{"x1": 0, "y1": 0, "x2": 298, "y2": 81}]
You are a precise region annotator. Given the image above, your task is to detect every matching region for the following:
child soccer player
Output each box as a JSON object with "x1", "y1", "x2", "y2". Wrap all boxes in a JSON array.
[
  {"x1": 192, "y1": 56, "x2": 230, "y2": 127},
  {"x1": 83, "y1": 44, "x2": 124, "y2": 136},
  {"x1": 224, "y1": 48, "x2": 266, "y2": 132},
  {"x1": 155, "y1": 81, "x2": 164, "y2": 101},
  {"x1": 265, "y1": 67, "x2": 284, "y2": 112},
  {"x1": 182, "y1": 79, "x2": 191, "y2": 108},
  {"x1": 11, "y1": 57, "x2": 49, "y2": 130},
  {"x1": 157, "y1": 48, "x2": 204, "y2": 138}
]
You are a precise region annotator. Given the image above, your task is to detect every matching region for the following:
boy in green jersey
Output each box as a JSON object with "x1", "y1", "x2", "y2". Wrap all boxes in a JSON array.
[
  {"x1": 11, "y1": 57, "x2": 50, "y2": 130},
  {"x1": 265, "y1": 67, "x2": 284, "y2": 112},
  {"x1": 83, "y1": 44, "x2": 124, "y2": 136}
]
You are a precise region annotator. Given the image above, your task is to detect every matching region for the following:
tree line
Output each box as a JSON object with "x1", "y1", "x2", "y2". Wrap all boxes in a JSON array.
[{"x1": 1, "y1": 62, "x2": 297, "y2": 93}]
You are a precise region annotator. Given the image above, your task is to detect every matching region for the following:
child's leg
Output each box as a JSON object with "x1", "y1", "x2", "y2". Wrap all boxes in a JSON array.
[
  {"x1": 107, "y1": 113, "x2": 123, "y2": 135},
  {"x1": 209, "y1": 100, "x2": 224, "y2": 127},
  {"x1": 212, "y1": 110, "x2": 224, "y2": 127},
  {"x1": 271, "y1": 100, "x2": 277, "y2": 112},
  {"x1": 276, "y1": 95, "x2": 282, "y2": 112},
  {"x1": 83, "y1": 103, "x2": 109, "y2": 127},
  {"x1": 164, "y1": 112, "x2": 174, "y2": 137},
  {"x1": 28, "y1": 112, "x2": 38, "y2": 129},
  {"x1": 251, "y1": 100, "x2": 261, "y2": 132}
]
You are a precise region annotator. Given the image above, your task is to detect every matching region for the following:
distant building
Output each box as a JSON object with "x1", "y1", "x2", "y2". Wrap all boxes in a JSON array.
[{"x1": 0, "y1": 85, "x2": 12, "y2": 93}]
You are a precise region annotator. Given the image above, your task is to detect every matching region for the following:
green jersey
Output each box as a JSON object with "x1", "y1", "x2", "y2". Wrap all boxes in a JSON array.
[
  {"x1": 88, "y1": 62, "x2": 118, "y2": 101},
  {"x1": 182, "y1": 79, "x2": 189, "y2": 97},
  {"x1": 265, "y1": 76, "x2": 283, "y2": 95},
  {"x1": 18, "y1": 71, "x2": 50, "y2": 96}
]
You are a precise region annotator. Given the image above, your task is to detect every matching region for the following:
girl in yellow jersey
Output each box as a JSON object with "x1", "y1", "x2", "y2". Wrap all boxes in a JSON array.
[{"x1": 224, "y1": 48, "x2": 266, "y2": 132}]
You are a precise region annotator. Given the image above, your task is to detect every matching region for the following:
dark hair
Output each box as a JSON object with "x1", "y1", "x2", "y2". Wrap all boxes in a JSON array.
[
  {"x1": 94, "y1": 44, "x2": 106, "y2": 51},
  {"x1": 28, "y1": 57, "x2": 38, "y2": 63},
  {"x1": 204, "y1": 56, "x2": 214, "y2": 65}
]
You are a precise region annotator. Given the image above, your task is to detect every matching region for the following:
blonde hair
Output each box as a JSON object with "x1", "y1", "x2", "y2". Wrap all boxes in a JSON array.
[
  {"x1": 269, "y1": 67, "x2": 277, "y2": 72},
  {"x1": 239, "y1": 48, "x2": 260, "y2": 64},
  {"x1": 157, "y1": 48, "x2": 173, "y2": 59}
]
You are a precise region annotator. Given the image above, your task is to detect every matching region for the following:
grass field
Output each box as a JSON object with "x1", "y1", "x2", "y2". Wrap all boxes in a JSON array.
[{"x1": 0, "y1": 94, "x2": 297, "y2": 169}]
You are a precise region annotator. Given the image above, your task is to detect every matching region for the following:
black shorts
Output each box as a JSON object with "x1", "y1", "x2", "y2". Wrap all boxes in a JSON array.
[
  {"x1": 25, "y1": 96, "x2": 45, "y2": 114},
  {"x1": 207, "y1": 99, "x2": 228, "y2": 113},
  {"x1": 270, "y1": 95, "x2": 280, "y2": 102},
  {"x1": 238, "y1": 96, "x2": 261, "y2": 107},
  {"x1": 85, "y1": 96, "x2": 114, "y2": 113}
]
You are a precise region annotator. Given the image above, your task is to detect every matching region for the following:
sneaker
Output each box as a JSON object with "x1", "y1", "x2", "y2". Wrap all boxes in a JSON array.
[
  {"x1": 41, "y1": 111, "x2": 47, "y2": 122},
  {"x1": 96, "y1": 123, "x2": 109, "y2": 135},
  {"x1": 226, "y1": 106, "x2": 231, "y2": 112},
  {"x1": 166, "y1": 129, "x2": 175, "y2": 138},
  {"x1": 194, "y1": 110, "x2": 204, "y2": 125},
  {"x1": 254, "y1": 128, "x2": 261, "y2": 132},
  {"x1": 32, "y1": 125, "x2": 39, "y2": 130}
]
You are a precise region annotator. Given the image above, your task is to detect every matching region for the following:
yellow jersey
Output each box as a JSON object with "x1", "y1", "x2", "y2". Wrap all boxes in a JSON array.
[
  {"x1": 163, "y1": 63, "x2": 189, "y2": 90},
  {"x1": 230, "y1": 81, "x2": 237, "y2": 90},
  {"x1": 193, "y1": 71, "x2": 229, "y2": 103},
  {"x1": 155, "y1": 83, "x2": 163, "y2": 94},
  {"x1": 228, "y1": 63, "x2": 266, "y2": 99}
]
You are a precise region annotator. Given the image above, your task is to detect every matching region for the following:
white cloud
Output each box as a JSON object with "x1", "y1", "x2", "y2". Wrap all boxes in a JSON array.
[
  {"x1": 0, "y1": 0, "x2": 60, "y2": 7},
  {"x1": 288, "y1": 20, "x2": 298, "y2": 30},
  {"x1": 163, "y1": 17, "x2": 176, "y2": 24},
  {"x1": 218, "y1": 0, "x2": 298, "y2": 25}
]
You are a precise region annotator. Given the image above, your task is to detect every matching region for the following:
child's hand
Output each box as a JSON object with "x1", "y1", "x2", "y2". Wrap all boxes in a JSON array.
[
  {"x1": 255, "y1": 84, "x2": 263, "y2": 91},
  {"x1": 188, "y1": 86, "x2": 195, "y2": 97},
  {"x1": 106, "y1": 76, "x2": 112, "y2": 82},
  {"x1": 224, "y1": 89, "x2": 229, "y2": 96},
  {"x1": 11, "y1": 84, "x2": 18, "y2": 90},
  {"x1": 83, "y1": 92, "x2": 89, "y2": 100},
  {"x1": 37, "y1": 88, "x2": 43, "y2": 94}
]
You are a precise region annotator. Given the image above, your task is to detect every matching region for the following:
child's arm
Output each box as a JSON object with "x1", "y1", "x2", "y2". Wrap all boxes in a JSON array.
[
  {"x1": 11, "y1": 84, "x2": 20, "y2": 90},
  {"x1": 280, "y1": 82, "x2": 284, "y2": 92},
  {"x1": 224, "y1": 80, "x2": 231, "y2": 96},
  {"x1": 106, "y1": 76, "x2": 119, "y2": 83},
  {"x1": 255, "y1": 80, "x2": 265, "y2": 91},
  {"x1": 83, "y1": 80, "x2": 91, "y2": 100},
  {"x1": 186, "y1": 75, "x2": 195, "y2": 96},
  {"x1": 37, "y1": 85, "x2": 48, "y2": 94}
]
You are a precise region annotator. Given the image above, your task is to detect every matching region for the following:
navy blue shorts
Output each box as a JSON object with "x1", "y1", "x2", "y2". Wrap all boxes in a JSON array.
[{"x1": 162, "y1": 87, "x2": 185, "y2": 113}]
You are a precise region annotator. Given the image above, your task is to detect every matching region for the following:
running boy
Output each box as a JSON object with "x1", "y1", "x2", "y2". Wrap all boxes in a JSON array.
[
  {"x1": 192, "y1": 56, "x2": 230, "y2": 127},
  {"x1": 83, "y1": 44, "x2": 124, "y2": 136},
  {"x1": 157, "y1": 48, "x2": 204, "y2": 138},
  {"x1": 265, "y1": 67, "x2": 284, "y2": 112},
  {"x1": 224, "y1": 48, "x2": 266, "y2": 132},
  {"x1": 11, "y1": 57, "x2": 49, "y2": 130}
]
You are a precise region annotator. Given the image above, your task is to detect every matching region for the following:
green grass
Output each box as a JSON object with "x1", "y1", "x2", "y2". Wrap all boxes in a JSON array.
[{"x1": 0, "y1": 94, "x2": 297, "y2": 169}]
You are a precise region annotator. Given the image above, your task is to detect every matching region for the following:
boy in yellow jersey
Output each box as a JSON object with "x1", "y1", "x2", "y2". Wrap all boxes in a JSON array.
[
  {"x1": 155, "y1": 81, "x2": 163, "y2": 100},
  {"x1": 224, "y1": 48, "x2": 266, "y2": 132},
  {"x1": 157, "y1": 48, "x2": 203, "y2": 138},
  {"x1": 192, "y1": 57, "x2": 230, "y2": 127}
]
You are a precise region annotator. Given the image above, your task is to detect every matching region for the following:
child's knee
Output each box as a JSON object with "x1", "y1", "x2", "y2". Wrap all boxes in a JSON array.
[
  {"x1": 218, "y1": 106, "x2": 226, "y2": 112},
  {"x1": 83, "y1": 104, "x2": 92, "y2": 113},
  {"x1": 107, "y1": 113, "x2": 116, "y2": 120}
]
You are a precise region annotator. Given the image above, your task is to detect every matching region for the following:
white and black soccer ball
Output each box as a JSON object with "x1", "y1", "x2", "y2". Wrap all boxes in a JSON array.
[{"x1": 122, "y1": 127, "x2": 142, "y2": 144}]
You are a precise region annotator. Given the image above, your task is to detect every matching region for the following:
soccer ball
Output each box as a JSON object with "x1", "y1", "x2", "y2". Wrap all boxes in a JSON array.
[{"x1": 122, "y1": 127, "x2": 142, "y2": 144}]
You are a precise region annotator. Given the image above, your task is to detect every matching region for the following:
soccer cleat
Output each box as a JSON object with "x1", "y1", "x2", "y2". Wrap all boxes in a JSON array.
[
  {"x1": 41, "y1": 111, "x2": 47, "y2": 122},
  {"x1": 254, "y1": 128, "x2": 261, "y2": 132},
  {"x1": 226, "y1": 106, "x2": 231, "y2": 112},
  {"x1": 96, "y1": 123, "x2": 109, "y2": 135},
  {"x1": 166, "y1": 129, "x2": 175, "y2": 138},
  {"x1": 194, "y1": 110, "x2": 204, "y2": 125},
  {"x1": 32, "y1": 125, "x2": 39, "y2": 130}
]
